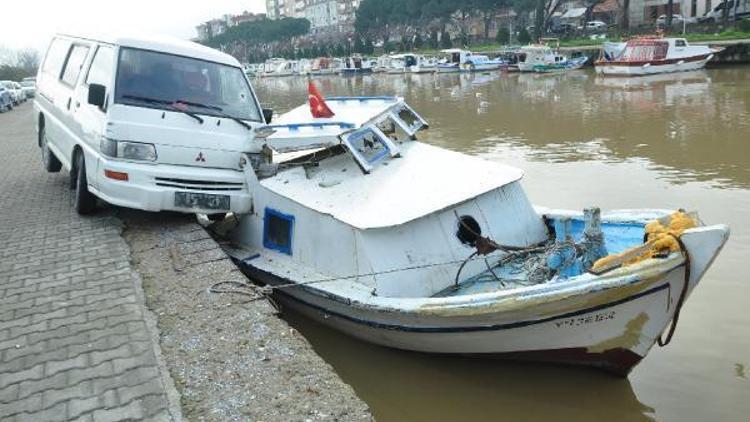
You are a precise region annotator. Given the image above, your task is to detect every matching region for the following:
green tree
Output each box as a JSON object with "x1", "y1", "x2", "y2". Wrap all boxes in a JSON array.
[
  {"x1": 429, "y1": 30, "x2": 440, "y2": 49},
  {"x1": 440, "y1": 31, "x2": 453, "y2": 48},
  {"x1": 365, "y1": 38, "x2": 375, "y2": 54},
  {"x1": 354, "y1": 37, "x2": 365, "y2": 53},
  {"x1": 495, "y1": 28, "x2": 510, "y2": 44},
  {"x1": 518, "y1": 26, "x2": 531, "y2": 44}
]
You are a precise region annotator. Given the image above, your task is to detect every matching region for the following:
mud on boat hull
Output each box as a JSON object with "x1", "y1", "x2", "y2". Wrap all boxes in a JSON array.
[{"x1": 241, "y1": 262, "x2": 687, "y2": 375}]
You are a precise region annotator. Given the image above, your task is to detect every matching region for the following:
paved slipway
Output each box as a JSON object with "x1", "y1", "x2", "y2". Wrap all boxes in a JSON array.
[{"x1": 0, "y1": 103, "x2": 371, "y2": 421}]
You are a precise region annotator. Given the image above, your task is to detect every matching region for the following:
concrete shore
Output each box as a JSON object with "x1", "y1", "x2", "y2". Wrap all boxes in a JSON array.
[{"x1": 0, "y1": 103, "x2": 371, "y2": 421}]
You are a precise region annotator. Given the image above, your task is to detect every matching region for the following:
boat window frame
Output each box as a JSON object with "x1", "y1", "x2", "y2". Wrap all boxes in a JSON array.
[
  {"x1": 341, "y1": 125, "x2": 399, "y2": 174},
  {"x1": 388, "y1": 102, "x2": 428, "y2": 136},
  {"x1": 263, "y1": 207, "x2": 295, "y2": 255}
]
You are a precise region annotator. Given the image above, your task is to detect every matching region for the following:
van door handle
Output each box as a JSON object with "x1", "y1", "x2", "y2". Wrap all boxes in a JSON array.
[{"x1": 66, "y1": 98, "x2": 72, "y2": 110}]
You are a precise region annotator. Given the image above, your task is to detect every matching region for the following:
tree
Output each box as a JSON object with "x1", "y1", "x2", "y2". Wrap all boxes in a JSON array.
[
  {"x1": 619, "y1": 0, "x2": 630, "y2": 31},
  {"x1": 473, "y1": 0, "x2": 505, "y2": 41},
  {"x1": 496, "y1": 28, "x2": 510, "y2": 44},
  {"x1": 534, "y1": 0, "x2": 545, "y2": 41},
  {"x1": 667, "y1": 0, "x2": 674, "y2": 26},
  {"x1": 413, "y1": 33, "x2": 424, "y2": 50},
  {"x1": 354, "y1": 37, "x2": 365, "y2": 53},
  {"x1": 364, "y1": 38, "x2": 375, "y2": 54},
  {"x1": 440, "y1": 31, "x2": 453, "y2": 48},
  {"x1": 518, "y1": 26, "x2": 532, "y2": 44},
  {"x1": 429, "y1": 30, "x2": 440, "y2": 49}
]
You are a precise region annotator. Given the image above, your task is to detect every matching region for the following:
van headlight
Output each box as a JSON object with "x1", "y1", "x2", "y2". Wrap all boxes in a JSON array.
[{"x1": 100, "y1": 139, "x2": 156, "y2": 161}]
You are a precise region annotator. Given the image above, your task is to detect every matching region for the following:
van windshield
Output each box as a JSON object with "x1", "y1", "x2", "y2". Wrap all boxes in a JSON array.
[{"x1": 114, "y1": 47, "x2": 262, "y2": 122}]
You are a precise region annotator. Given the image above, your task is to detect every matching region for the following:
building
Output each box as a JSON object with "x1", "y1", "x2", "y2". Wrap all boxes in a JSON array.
[
  {"x1": 196, "y1": 11, "x2": 267, "y2": 41},
  {"x1": 628, "y1": 0, "x2": 721, "y2": 26},
  {"x1": 266, "y1": 0, "x2": 300, "y2": 19},
  {"x1": 266, "y1": 0, "x2": 360, "y2": 34}
]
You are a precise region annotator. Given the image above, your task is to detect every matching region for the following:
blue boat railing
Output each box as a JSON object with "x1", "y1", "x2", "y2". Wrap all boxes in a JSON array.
[
  {"x1": 262, "y1": 121, "x2": 356, "y2": 131},
  {"x1": 324, "y1": 96, "x2": 399, "y2": 102}
]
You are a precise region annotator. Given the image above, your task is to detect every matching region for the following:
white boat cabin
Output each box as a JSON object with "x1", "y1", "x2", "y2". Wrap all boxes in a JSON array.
[
  {"x1": 517, "y1": 45, "x2": 567, "y2": 71},
  {"x1": 236, "y1": 97, "x2": 548, "y2": 298}
]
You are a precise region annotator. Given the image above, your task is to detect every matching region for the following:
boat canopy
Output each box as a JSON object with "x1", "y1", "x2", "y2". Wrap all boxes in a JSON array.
[{"x1": 621, "y1": 38, "x2": 669, "y2": 61}]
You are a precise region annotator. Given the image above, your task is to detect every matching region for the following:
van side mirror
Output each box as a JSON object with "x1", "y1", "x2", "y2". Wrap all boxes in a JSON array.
[
  {"x1": 88, "y1": 83, "x2": 106, "y2": 109},
  {"x1": 263, "y1": 108, "x2": 273, "y2": 124}
]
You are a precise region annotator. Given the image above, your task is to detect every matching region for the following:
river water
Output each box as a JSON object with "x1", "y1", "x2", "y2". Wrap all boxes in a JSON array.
[{"x1": 252, "y1": 68, "x2": 750, "y2": 422}]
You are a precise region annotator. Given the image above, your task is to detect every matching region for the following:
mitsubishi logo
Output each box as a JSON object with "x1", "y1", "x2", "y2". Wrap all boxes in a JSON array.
[{"x1": 195, "y1": 152, "x2": 206, "y2": 162}]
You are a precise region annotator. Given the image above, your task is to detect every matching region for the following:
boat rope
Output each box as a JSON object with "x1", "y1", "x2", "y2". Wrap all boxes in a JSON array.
[
  {"x1": 208, "y1": 280, "x2": 280, "y2": 311},
  {"x1": 657, "y1": 233, "x2": 691, "y2": 347}
]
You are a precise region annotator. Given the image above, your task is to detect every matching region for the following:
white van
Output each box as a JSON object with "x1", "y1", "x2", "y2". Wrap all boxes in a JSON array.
[
  {"x1": 34, "y1": 31, "x2": 270, "y2": 217},
  {"x1": 700, "y1": 1, "x2": 750, "y2": 22}
]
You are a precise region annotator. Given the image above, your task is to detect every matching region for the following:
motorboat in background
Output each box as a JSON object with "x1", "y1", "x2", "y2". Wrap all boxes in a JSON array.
[
  {"x1": 438, "y1": 49, "x2": 505, "y2": 73},
  {"x1": 340, "y1": 56, "x2": 373, "y2": 75},
  {"x1": 261, "y1": 58, "x2": 299, "y2": 77},
  {"x1": 595, "y1": 37, "x2": 722, "y2": 76},
  {"x1": 517, "y1": 44, "x2": 585, "y2": 72}
]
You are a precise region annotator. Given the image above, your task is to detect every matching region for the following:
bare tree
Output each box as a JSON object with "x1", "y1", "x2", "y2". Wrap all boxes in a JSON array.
[{"x1": 16, "y1": 49, "x2": 40, "y2": 73}]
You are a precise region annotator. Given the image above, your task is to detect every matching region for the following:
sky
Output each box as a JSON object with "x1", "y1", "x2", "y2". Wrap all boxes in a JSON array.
[{"x1": 0, "y1": 0, "x2": 266, "y2": 55}]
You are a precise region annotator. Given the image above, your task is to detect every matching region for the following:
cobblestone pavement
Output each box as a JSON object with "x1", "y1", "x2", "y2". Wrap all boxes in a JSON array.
[{"x1": 0, "y1": 104, "x2": 179, "y2": 421}]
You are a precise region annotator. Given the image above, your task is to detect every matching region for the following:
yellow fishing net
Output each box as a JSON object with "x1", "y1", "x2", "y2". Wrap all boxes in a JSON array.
[{"x1": 591, "y1": 211, "x2": 697, "y2": 272}]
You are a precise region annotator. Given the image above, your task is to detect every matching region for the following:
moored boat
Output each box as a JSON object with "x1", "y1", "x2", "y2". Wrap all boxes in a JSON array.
[
  {"x1": 518, "y1": 44, "x2": 583, "y2": 72},
  {"x1": 225, "y1": 93, "x2": 728, "y2": 376},
  {"x1": 438, "y1": 49, "x2": 505, "y2": 73},
  {"x1": 340, "y1": 56, "x2": 373, "y2": 75},
  {"x1": 595, "y1": 37, "x2": 722, "y2": 76}
]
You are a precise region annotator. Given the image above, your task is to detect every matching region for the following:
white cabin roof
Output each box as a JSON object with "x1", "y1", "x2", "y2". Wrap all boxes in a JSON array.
[
  {"x1": 274, "y1": 96, "x2": 403, "y2": 128},
  {"x1": 56, "y1": 30, "x2": 240, "y2": 67},
  {"x1": 260, "y1": 142, "x2": 524, "y2": 229}
]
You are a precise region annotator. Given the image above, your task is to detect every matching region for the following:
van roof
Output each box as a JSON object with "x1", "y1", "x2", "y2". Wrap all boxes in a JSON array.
[{"x1": 56, "y1": 30, "x2": 240, "y2": 67}]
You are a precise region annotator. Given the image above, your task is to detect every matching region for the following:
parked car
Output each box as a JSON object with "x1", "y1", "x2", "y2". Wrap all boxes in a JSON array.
[
  {"x1": 13, "y1": 82, "x2": 27, "y2": 102},
  {"x1": 34, "y1": 31, "x2": 269, "y2": 216},
  {"x1": 579, "y1": 20, "x2": 608, "y2": 31},
  {"x1": 699, "y1": 1, "x2": 750, "y2": 22},
  {"x1": 20, "y1": 77, "x2": 36, "y2": 98},
  {"x1": 0, "y1": 84, "x2": 12, "y2": 111},
  {"x1": 0, "y1": 80, "x2": 23, "y2": 105},
  {"x1": 656, "y1": 14, "x2": 698, "y2": 26}
]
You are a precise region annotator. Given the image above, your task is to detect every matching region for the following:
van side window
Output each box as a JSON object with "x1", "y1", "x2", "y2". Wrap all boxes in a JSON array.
[
  {"x1": 86, "y1": 46, "x2": 114, "y2": 88},
  {"x1": 42, "y1": 38, "x2": 72, "y2": 77},
  {"x1": 60, "y1": 45, "x2": 90, "y2": 87}
]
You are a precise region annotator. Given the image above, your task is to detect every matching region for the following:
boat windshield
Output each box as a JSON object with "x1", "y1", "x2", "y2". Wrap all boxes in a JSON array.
[{"x1": 114, "y1": 47, "x2": 262, "y2": 122}]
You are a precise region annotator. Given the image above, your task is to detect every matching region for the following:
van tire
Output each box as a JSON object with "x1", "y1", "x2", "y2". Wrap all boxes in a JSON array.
[
  {"x1": 40, "y1": 126, "x2": 62, "y2": 173},
  {"x1": 74, "y1": 153, "x2": 97, "y2": 215}
]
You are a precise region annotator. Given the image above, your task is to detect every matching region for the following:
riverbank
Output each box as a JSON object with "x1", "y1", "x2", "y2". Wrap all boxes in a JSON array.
[
  {"x1": 0, "y1": 103, "x2": 371, "y2": 422},
  {"x1": 121, "y1": 211, "x2": 372, "y2": 421}
]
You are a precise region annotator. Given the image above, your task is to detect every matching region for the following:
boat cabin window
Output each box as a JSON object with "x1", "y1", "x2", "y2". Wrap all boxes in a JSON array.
[
  {"x1": 675, "y1": 39, "x2": 687, "y2": 47},
  {"x1": 343, "y1": 126, "x2": 392, "y2": 173},
  {"x1": 451, "y1": 52, "x2": 461, "y2": 63},
  {"x1": 263, "y1": 208, "x2": 294, "y2": 255}
]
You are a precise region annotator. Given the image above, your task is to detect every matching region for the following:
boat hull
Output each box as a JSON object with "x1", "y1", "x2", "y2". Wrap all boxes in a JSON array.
[
  {"x1": 241, "y1": 262, "x2": 687, "y2": 375},
  {"x1": 595, "y1": 54, "x2": 713, "y2": 76}
]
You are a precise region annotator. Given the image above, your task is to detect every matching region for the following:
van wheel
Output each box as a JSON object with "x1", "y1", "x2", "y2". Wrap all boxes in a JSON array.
[
  {"x1": 74, "y1": 153, "x2": 97, "y2": 215},
  {"x1": 207, "y1": 213, "x2": 226, "y2": 222},
  {"x1": 40, "y1": 126, "x2": 62, "y2": 173}
]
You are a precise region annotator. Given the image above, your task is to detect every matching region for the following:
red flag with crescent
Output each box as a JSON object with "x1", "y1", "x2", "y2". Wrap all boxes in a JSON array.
[{"x1": 308, "y1": 81, "x2": 335, "y2": 118}]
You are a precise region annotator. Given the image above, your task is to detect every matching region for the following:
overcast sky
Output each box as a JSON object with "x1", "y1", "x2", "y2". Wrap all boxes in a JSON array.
[{"x1": 0, "y1": 0, "x2": 266, "y2": 53}]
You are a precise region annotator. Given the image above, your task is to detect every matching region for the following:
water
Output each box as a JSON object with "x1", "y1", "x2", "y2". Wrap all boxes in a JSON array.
[{"x1": 252, "y1": 68, "x2": 750, "y2": 422}]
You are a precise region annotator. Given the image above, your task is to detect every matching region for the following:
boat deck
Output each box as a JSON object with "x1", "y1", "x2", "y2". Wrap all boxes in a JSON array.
[{"x1": 433, "y1": 220, "x2": 646, "y2": 298}]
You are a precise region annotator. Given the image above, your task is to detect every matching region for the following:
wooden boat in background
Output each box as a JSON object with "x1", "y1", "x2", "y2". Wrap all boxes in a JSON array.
[{"x1": 595, "y1": 37, "x2": 722, "y2": 76}]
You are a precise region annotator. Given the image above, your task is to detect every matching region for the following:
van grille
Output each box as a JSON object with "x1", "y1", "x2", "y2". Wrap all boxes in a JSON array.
[{"x1": 154, "y1": 177, "x2": 244, "y2": 192}]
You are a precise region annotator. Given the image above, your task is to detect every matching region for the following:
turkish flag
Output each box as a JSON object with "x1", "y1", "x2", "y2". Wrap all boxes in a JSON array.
[{"x1": 308, "y1": 81, "x2": 335, "y2": 118}]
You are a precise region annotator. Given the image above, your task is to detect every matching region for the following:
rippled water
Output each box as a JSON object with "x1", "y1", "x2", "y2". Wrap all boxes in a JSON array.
[{"x1": 252, "y1": 68, "x2": 750, "y2": 422}]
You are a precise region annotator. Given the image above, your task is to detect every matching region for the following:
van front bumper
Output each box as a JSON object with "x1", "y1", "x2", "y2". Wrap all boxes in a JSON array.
[{"x1": 92, "y1": 158, "x2": 252, "y2": 214}]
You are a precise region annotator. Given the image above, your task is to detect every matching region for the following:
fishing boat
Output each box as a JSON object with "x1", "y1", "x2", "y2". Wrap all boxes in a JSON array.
[
  {"x1": 411, "y1": 56, "x2": 438, "y2": 73},
  {"x1": 532, "y1": 56, "x2": 588, "y2": 73},
  {"x1": 261, "y1": 58, "x2": 299, "y2": 77},
  {"x1": 340, "y1": 56, "x2": 373, "y2": 75},
  {"x1": 302, "y1": 57, "x2": 338, "y2": 76},
  {"x1": 385, "y1": 54, "x2": 413, "y2": 74},
  {"x1": 225, "y1": 89, "x2": 729, "y2": 376},
  {"x1": 517, "y1": 44, "x2": 585, "y2": 72},
  {"x1": 437, "y1": 49, "x2": 505, "y2": 73},
  {"x1": 595, "y1": 37, "x2": 722, "y2": 76}
]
